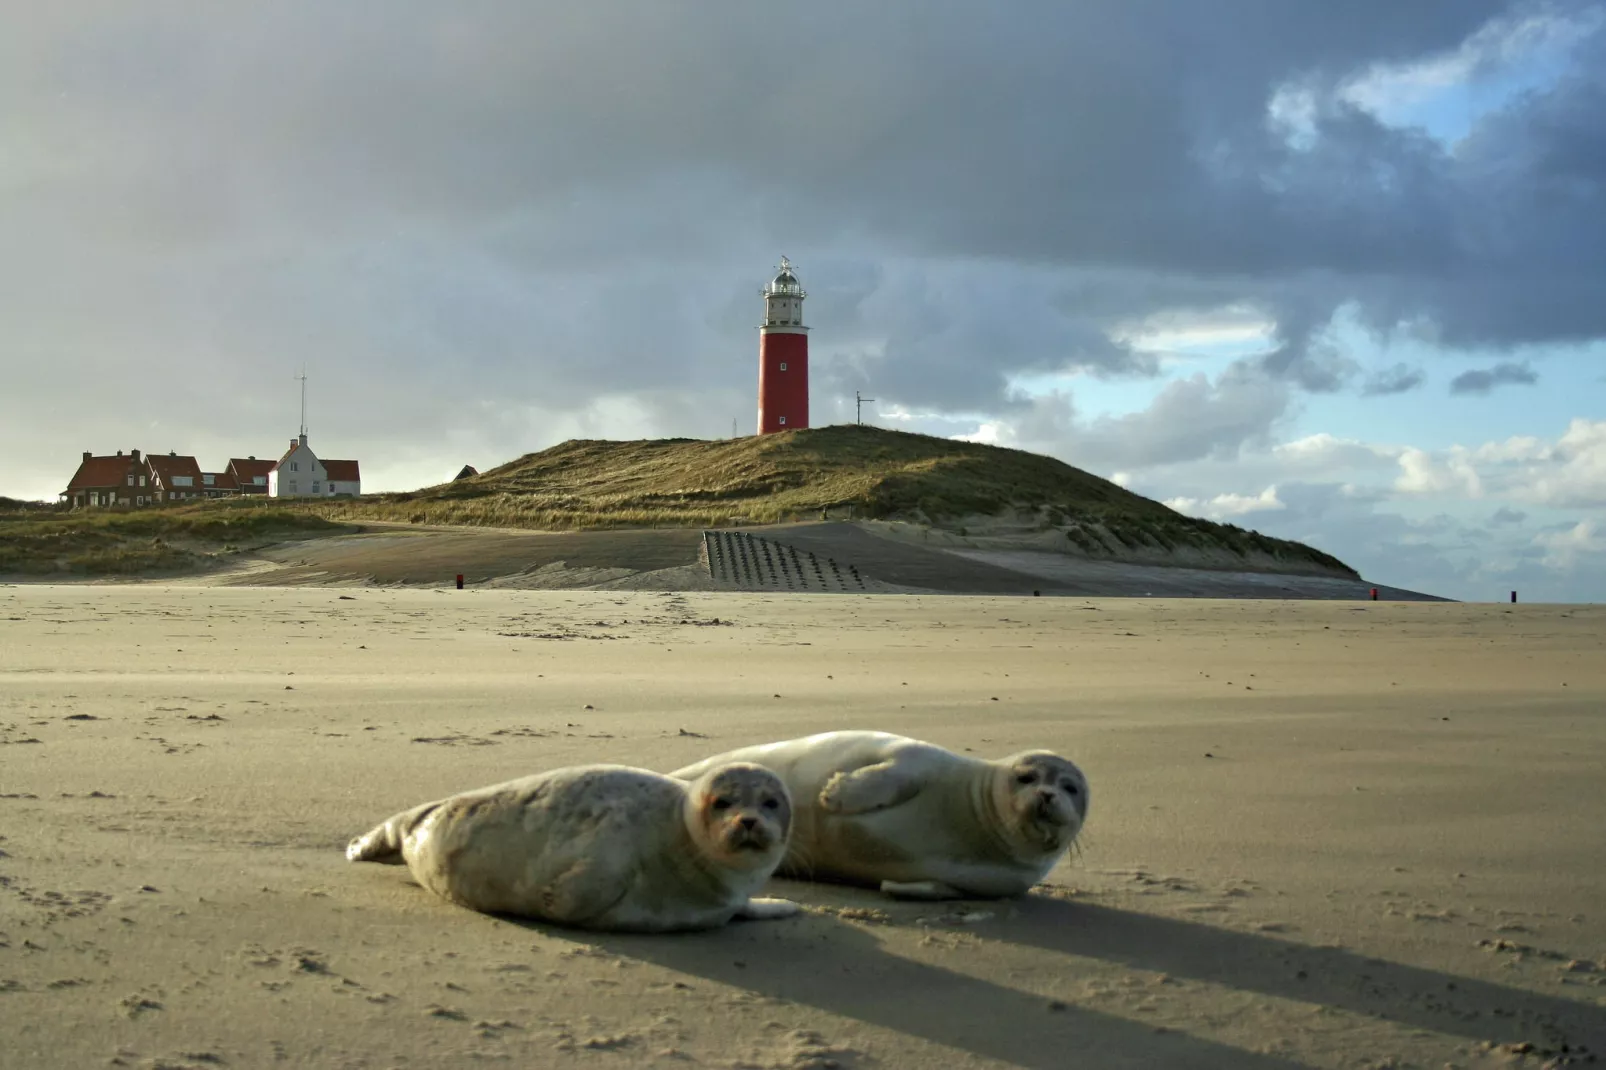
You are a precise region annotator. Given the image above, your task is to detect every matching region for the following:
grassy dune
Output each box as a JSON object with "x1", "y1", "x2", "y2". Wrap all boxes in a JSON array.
[
  {"x1": 314, "y1": 425, "x2": 1357, "y2": 576},
  {"x1": 0, "y1": 499, "x2": 345, "y2": 576}
]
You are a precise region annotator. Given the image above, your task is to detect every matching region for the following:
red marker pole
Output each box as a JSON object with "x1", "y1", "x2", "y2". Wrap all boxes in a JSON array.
[
  {"x1": 456, "y1": 574, "x2": 464, "y2": 590},
  {"x1": 1370, "y1": 588, "x2": 1378, "y2": 601}
]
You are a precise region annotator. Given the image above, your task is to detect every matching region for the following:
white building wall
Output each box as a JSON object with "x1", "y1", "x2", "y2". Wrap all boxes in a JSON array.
[{"x1": 269, "y1": 444, "x2": 328, "y2": 498}]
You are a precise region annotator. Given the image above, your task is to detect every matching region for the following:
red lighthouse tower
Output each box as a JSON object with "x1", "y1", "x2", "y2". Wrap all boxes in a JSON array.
[{"x1": 757, "y1": 257, "x2": 808, "y2": 434}]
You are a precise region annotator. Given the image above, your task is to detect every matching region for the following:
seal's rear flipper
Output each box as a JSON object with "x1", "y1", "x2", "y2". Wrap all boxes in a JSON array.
[
  {"x1": 734, "y1": 897, "x2": 801, "y2": 921},
  {"x1": 345, "y1": 801, "x2": 441, "y2": 864},
  {"x1": 345, "y1": 826, "x2": 403, "y2": 864}
]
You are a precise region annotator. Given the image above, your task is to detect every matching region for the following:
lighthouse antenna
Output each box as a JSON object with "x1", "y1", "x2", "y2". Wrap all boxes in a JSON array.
[{"x1": 296, "y1": 364, "x2": 309, "y2": 439}]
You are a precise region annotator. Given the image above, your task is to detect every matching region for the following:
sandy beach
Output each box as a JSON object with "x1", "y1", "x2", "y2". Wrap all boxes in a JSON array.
[{"x1": 1, "y1": 584, "x2": 1603, "y2": 1069}]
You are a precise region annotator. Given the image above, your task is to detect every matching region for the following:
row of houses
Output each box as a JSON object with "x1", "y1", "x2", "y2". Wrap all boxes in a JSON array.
[{"x1": 63, "y1": 435, "x2": 361, "y2": 508}]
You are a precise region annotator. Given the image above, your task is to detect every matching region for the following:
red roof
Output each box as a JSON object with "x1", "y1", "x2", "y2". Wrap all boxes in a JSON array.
[
  {"x1": 66, "y1": 454, "x2": 140, "y2": 492},
  {"x1": 227, "y1": 458, "x2": 276, "y2": 482},
  {"x1": 146, "y1": 453, "x2": 204, "y2": 488},
  {"x1": 323, "y1": 459, "x2": 361, "y2": 482}
]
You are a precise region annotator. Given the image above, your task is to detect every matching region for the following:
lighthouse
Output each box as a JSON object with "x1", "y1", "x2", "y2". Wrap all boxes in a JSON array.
[{"x1": 757, "y1": 256, "x2": 809, "y2": 434}]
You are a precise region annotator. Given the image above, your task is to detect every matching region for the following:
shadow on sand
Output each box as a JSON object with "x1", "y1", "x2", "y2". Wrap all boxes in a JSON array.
[
  {"x1": 500, "y1": 887, "x2": 1605, "y2": 1068},
  {"x1": 996, "y1": 896, "x2": 1605, "y2": 1053}
]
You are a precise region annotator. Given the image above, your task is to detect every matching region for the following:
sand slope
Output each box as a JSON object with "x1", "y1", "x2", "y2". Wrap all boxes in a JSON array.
[{"x1": 1, "y1": 585, "x2": 1602, "y2": 1069}]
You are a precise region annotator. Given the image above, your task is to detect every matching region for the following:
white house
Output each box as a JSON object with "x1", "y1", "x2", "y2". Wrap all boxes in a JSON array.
[{"x1": 268, "y1": 435, "x2": 362, "y2": 498}]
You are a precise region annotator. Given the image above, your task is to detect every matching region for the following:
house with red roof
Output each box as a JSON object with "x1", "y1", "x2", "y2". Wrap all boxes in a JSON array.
[
  {"x1": 62, "y1": 450, "x2": 150, "y2": 508},
  {"x1": 144, "y1": 452, "x2": 206, "y2": 503},
  {"x1": 199, "y1": 469, "x2": 238, "y2": 498},
  {"x1": 226, "y1": 457, "x2": 275, "y2": 496},
  {"x1": 268, "y1": 435, "x2": 362, "y2": 498}
]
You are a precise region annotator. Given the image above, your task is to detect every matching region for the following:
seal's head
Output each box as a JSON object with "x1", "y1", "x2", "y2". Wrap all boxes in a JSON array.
[
  {"x1": 992, "y1": 750, "x2": 1089, "y2": 854},
  {"x1": 686, "y1": 762, "x2": 793, "y2": 870}
]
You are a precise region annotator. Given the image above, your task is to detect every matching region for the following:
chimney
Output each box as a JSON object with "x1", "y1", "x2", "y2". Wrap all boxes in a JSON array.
[
  {"x1": 83, "y1": 451, "x2": 92, "y2": 462},
  {"x1": 248, "y1": 455, "x2": 256, "y2": 460},
  {"x1": 116, "y1": 449, "x2": 123, "y2": 456},
  {"x1": 290, "y1": 438, "x2": 298, "y2": 449},
  {"x1": 131, "y1": 449, "x2": 141, "y2": 463},
  {"x1": 299, "y1": 434, "x2": 308, "y2": 447},
  {"x1": 169, "y1": 450, "x2": 176, "y2": 457}
]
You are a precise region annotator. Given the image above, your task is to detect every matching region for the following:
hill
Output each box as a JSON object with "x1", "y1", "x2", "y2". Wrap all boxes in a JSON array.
[
  {"x1": 0, "y1": 499, "x2": 346, "y2": 577},
  {"x1": 319, "y1": 425, "x2": 1357, "y2": 577}
]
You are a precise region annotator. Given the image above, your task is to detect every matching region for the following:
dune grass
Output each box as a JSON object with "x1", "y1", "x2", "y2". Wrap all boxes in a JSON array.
[
  {"x1": 309, "y1": 425, "x2": 1356, "y2": 576},
  {"x1": 0, "y1": 498, "x2": 346, "y2": 576},
  {"x1": 8, "y1": 426, "x2": 1354, "y2": 578}
]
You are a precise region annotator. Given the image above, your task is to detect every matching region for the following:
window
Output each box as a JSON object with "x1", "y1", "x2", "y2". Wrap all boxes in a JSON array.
[
  {"x1": 779, "y1": 416, "x2": 787, "y2": 425},
  {"x1": 779, "y1": 362, "x2": 787, "y2": 371},
  {"x1": 312, "y1": 483, "x2": 320, "y2": 493},
  {"x1": 202, "y1": 474, "x2": 214, "y2": 486},
  {"x1": 291, "y1": 462, "x2": 298, "y2": 471},
  {"x1": 288, "y1": 482, "x2": 297, "y2": 493},
  {"x1": 254, "y1": 476, "x2": 266, "y2": 485},
  {"x1": 127, "y1": 475, "x2": 134, "y2": 486},
  {"x1": 139, "y1": 475, "x2": 146, "y2": 486}
]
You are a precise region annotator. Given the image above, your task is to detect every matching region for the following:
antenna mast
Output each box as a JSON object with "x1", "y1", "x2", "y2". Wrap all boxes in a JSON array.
[
  {"x1": 855, "y1": 390, "x2": 876, "y2": 425},
  {"x1": 296, "y1": 365, "x2": 308, "y2": 438}
]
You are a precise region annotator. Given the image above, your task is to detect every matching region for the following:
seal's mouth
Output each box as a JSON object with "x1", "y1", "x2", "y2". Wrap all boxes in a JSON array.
[
  {"x1": 723, "y1": 824, "x2": 776, "y2": 854},
  {"x1": 1032, "y1": 795, "x2": 1071, "y2": 825}
]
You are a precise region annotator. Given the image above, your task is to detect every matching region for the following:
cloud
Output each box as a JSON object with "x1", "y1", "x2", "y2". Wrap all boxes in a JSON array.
[
  {"x1": 1448, "y1": 361, "x2": 1540, "y2": 395},
  {"x1": 1163, "y1": 485, "x2": 1286, "y2": 520},
  {"x1": 1361, "y1": 362, "x2": 1425, "y2": 395},
  {"x1": 952, "y1": 360, "x2": 1293, "y2": 474},
  {"x1": 1489, "y1": 506, "x2": 1528, "y2": 525},
  {"x1": 1, "y1": 1, "x2": 1604, "y2": 518},
  {"x1": 1533, "y1": 519, "x2": 1606, "y2": 570}
]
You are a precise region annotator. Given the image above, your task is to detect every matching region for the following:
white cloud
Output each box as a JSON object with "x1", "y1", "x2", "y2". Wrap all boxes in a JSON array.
[
  {"x1": 1338, "y1": 6, "x2": 1604, "y2": 132},
  {"x1": 1533, "y1": 520, "x2": 1606, "y2": 570},
  {"x1": 1163, "y1": 484, "x2": 1285, "y2": 520},
  {"x1": 1394, "y1": 446, "x2": 1484, "y2": 498},
  {"x1": 1381, "y1": 420, "x2": 1606, "y2": 508},
  {"x1": 1273, "y1": 432, "x2": 1398, "y2": 470}
]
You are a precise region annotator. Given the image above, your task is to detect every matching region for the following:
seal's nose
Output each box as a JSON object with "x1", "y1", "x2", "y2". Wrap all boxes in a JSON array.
[{"x1": 738, "y1": 816, "x2": 758, "y2": 831}]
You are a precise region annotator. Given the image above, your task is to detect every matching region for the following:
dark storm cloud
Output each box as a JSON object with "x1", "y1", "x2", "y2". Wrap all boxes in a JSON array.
[
  {"x1": 1448, "y1": 361, "x2": 1540, "y2": 395},
  {"x1": 1, "y1": 0, "x2": 1603, "y2": 497},
  {"x1": 1361, "y1": 363, "x2": 1426, "y2": 396}
]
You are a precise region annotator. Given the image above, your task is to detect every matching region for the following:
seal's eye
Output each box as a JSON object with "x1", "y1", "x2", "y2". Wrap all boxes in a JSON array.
[
  {"x1": 1015, "y1": 772, "x2": 1037, "y2": 785},
  {"x1": 1062, "y1": 783, "x2": 1080, "y2": 796},
  {"x1": 711, "y1": 798, "x2": 732, "y2": 811},
  {"x1": 761, "y1": 798, "x2": 780, "y2": 810}
]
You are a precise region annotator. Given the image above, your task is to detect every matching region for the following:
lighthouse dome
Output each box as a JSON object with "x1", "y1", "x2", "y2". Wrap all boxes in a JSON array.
[{"x1": 772, "y1": 267, "x2": 798, "y2": 287}]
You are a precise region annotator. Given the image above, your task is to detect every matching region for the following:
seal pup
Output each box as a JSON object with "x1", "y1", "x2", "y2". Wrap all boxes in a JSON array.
[
  {"x1": 672, "y1": 731, "x2": 1088, "y2": 900},
  {"x1": 345, "y1": 763, "x2": 801, "y2": 932}
]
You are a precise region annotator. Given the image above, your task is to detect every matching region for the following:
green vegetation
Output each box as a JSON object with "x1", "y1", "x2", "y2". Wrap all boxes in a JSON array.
[
  {"x1": 310, "y1": 425, "x2": 1356, "y2": 576},
  {"x1": 6, "y1": 426, "x2": 1354, "y2": 578},
  {"x1": 0, "y1": 499, "x2": 346, "y2": 576}
]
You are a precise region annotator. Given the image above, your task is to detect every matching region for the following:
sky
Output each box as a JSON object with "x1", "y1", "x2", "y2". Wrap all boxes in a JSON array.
[{"x1": 1, "y1": 1, "x2": 1603, "y2": 602}]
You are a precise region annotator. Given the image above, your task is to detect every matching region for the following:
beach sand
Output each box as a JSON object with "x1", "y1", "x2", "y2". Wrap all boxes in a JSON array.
[{"x1": 1, "y1": 584, "x2": 1603, "y2": 1069}]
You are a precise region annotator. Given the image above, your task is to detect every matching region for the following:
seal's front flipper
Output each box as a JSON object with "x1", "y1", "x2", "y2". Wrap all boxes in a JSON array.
[
  {"x1": 818, "y1": 762, "x2": 921, "y2": 815},
  {"x1": 880, "y1": 879, "x2": 965, "y2": 900},
  {"x1": 735, "y1": 897, "x2": 802, "y2": 921}
]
